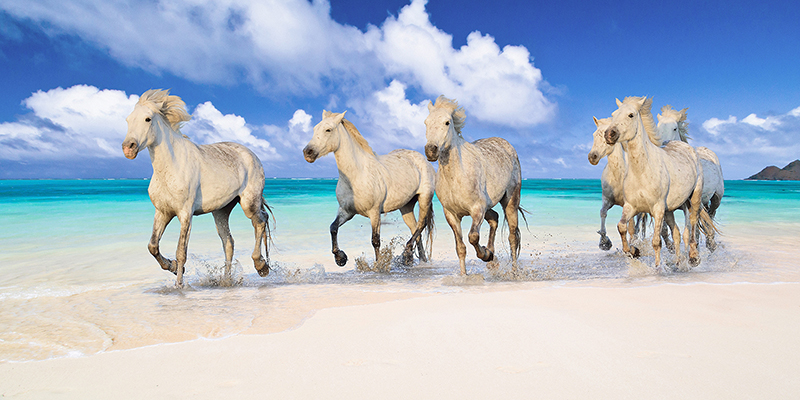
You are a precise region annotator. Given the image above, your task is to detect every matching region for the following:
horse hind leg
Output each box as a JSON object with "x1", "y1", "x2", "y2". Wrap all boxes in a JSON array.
[
  {"x1": 399, "y1": 200, "x2": 422, "y2": 266},
  {"x1": 212, "y1": 201, "x2": 237, "y2": 278},
  {"x1": 483, "y1": 208, "x2": 499, "y2": 261},
  {"x1": 240, "y1": 195, "x2": 270, "y2": 277},
  {"x1": 501, "y1": 197, "x2": 521, "y2": 264}
]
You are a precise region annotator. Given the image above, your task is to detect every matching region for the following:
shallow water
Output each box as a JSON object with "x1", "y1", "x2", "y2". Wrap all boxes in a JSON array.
[{"x1": 0, "y1": 179, "x2": 798, "y2": 362}]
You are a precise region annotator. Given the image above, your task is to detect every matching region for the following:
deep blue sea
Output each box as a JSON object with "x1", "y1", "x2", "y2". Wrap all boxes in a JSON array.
[{"x1": 1, "y1": 179, "x2": 798, "y2": 362}]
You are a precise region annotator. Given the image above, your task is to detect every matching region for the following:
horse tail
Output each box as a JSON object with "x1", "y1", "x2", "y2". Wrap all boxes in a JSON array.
[
  {"x1": 518, "y1": 204, "x2": 531, "y2": 232},
  {"x1": 699, "y1": 206, "x2": 719, "y2": 237},
  {"x1": 261, "y1": 196, "x2": 275, "y2": 249},
  {"x1": 424, "y1": 206, "x2": 435, "y2": 261}
]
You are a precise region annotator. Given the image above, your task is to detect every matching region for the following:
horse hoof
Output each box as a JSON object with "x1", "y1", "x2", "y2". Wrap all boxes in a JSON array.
[
  {"x1": 689, "y1": 256, "x2": 700, "y2": 267},
  {"x1": 168, "y1": 260, "x2": 179, "y2": 275},
  {"x1": 665, "y1": 243, "x2": 675, "y2": 252},
  {"x1": 631, "y1": 246, "x2": 641, "y2": 258},
  {"x1": 401, "y1": 249, "x2": 414, "y2": 266},
  {"x1": 334, "y1": 250, "x2": 348, "y2": 267},
  {"x1": 599, "y1": 236, "x2": 612, "y2": 251},
  {"x1": 480, "y1": 249, "x2": 494, "y2": 262},
  {"x1": 254, "y1": 257, "x2": 270, "y2": 277}
]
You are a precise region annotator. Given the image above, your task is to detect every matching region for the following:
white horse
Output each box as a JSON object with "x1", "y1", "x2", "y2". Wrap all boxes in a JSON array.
[
  {"x1": 656, "y1": 105, "x2": 724, "y2": 251},
  {"x1": 121, "y1": 89, "x2": 271, "y2": 287},
  {"x1": 424, "y1": 96, "x2": 523, "y2": 275},
  {"x1": 588, "y1": 116, "x2": 668, "y2": 250},
  {"x1": 604, "y1": 96, "x2": 714, "y2": 269},
  {"x1": 303, "y1": 111, "x2": 435, "y2": 267}
]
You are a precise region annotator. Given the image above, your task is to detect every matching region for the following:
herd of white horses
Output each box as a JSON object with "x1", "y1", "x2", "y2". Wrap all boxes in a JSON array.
[{"x1": 122, "y1": 90, "x2": 722, "y2": 287}]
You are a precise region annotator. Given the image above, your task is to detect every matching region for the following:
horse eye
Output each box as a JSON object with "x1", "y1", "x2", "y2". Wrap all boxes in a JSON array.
[
  {"x1": 145, "y1": 117, "x2": 151, "y2": 122},
  {"x1": 445, "y1": 121, "x2": 450, "y2": 126},
  {"x1": 325, "y1": 129, "x2": 331, "y2": 133},
  {"x1": 628, "y1": 113, "x2": 634, "y2": 118}
]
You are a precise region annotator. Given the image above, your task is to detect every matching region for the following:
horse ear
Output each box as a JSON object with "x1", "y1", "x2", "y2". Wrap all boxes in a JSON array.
[
  {"x1": 615, "y1": 98, "x2": 623, "y2": 107},
  {"x1": 656, "y1": 113, "x2": 663, "y2": 123},
  {"x1": 636, "y1": 97, "x2": 647, "y2": 108},
  {"x1": 322, "y1": 110, "x2": 331, "y2": 119},
  {"x1": 332, "y1": 112, "x2": 345, "y2": 125},
  {"x1": 593, "y1": 116, "x2": 600, "y2": 127},
  {"x1": 679, "y1": 108, "x2": 688, "y2": 121},
  {"x1": 428, "y1": 101, "x2": 435, "y2": 112}
]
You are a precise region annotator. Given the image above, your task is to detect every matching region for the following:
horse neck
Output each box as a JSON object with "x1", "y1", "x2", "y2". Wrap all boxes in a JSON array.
[
  {"x1": 332, "y1": 125, "x2": 378, "y2": 182},
  {"x1": 620, "y1": 114, "x2": 657, "y2": 177},
  {"x1": 606, "y1": 144, "x2": 626, "y2": 174},
  {"x1": 148, "y1": 121, "x2": 192, "y2": 174},
  {"x1": 437, "y1": 131, "x2": 469, "y2": 173}
]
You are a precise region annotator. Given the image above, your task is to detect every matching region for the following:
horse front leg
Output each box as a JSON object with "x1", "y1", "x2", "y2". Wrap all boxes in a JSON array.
[
  {"x1": 148, "y1": 210, "x2": 175, "y2": 273},
  {"x1": 650, "y1": 204, "x2": 666, "y2": 272},
  {"x1": 617, "y1": 204, "x2": 637, "y2": 257},
  {"x1": 174, "y1": 212, "x2": 193, "y2": 287},
  {"x1": 330, "y1": 208, "x2": 355, "y2": 267},
  {"x1": 598, "y1": 198, "x2": 613, "y2": 251},
  {"x1": 443, "y1": 209, "x2": 467, "y2": 275},
  {"x1": 664, "y1": 210, "x2": 682, "y2": 265},
  {"x1": 468, "y1": 207, "x2": 493, "y2": 262},
  {"x1": 483, "y1": 208, "x2": 499, "y2": 260}
]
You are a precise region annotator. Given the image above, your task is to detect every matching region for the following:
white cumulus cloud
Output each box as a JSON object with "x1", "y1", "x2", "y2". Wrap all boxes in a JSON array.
[
  {"x1": 0, "y1": 0, "x2": 555, "y2": 129},
  {"x1": 0, "y1": 85, "x2": 296, "y2": 163},
  {"x1": 0, "y1": 85, "x2": 137, "y2": 160}
]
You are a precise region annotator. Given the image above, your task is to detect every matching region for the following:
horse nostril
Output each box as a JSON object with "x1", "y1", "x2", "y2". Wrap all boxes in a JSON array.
[
  {"x1": 424, "y1": 144, "x2": 439, "y2": 161},
  {"x1": 303, "y1": 146, "x2": 317, "y2": 162}
]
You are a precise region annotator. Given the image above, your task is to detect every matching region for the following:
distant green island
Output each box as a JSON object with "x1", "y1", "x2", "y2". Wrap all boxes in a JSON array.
[{"x1": 746, "y1": 160, "x2": 800, "y2": 180}]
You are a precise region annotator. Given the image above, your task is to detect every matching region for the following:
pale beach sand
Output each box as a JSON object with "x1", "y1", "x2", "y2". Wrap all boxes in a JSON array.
[{"x1": 2, "y1": 222, "x2": 799, "y2": 399}]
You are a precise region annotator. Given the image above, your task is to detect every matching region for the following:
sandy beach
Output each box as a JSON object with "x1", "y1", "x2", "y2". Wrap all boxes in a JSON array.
[{"x1": 2, "y1": 223, "x2": 799, "y2": 400}]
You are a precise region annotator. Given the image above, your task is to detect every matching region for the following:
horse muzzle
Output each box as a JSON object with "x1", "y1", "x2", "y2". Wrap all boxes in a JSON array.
[
  {"x1": 424, "y1": 144, "x2": 439, "y2": 162},
  {"x1": 122, "y1": 139, "x2": 139, "y2": 160},
  {"x1": 588, "y1": 151, "x2": 600, "y2": 165},
  {"x1": 302, "y1": 145, "x2": 318, "y2": 163},
  {"x1": 604, "y1": 127, "x2": 620, "y2": 145}
]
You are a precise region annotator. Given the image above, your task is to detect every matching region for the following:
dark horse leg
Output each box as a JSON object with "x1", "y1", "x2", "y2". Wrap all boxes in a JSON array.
[
  {"x1": 400, "y1": 194, "x2": 434, "y2": 266},
  {"x1": 330, "y1": 208, "x2": 355, "y2": 266},
  {"x1": 468, "y1": 207, "x2": 494, "y2": 263}
]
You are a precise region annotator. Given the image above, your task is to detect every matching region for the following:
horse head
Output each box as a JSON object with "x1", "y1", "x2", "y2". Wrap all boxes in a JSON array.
[
  {"x1": 588, "y1": 116, "x2": 614, "y2": 165},
  {"x1": 604, "y1": 96, "x2": 654, "y2": 146},
  {"x1": 122, "y1": 89, "x2": 190, "y2": 159},
  {"x1": 656, "y1": 105, "x2": 690, "y2": 145},
  {"x1": 303, "y1": 110, "x2": 346, "y2": 163},
  {"x1": 424, "y1": 95, "x2": 465, "y2": 162}
]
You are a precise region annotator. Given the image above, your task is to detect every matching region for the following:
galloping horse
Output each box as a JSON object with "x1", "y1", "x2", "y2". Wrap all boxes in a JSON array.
[
  {"x1": 303, "y1": 111, "x2": 435, "y2": 267},
  {"x1": 122, "y1": 89, "x2": 271, "y2": 286},
  {"x1": 588, "y1": 116, "x2": 666, "y2": 250},
  {"x1": 656, "y1": 105, "x2": 724, "y2": 251},
  {"x1": 424, "y1": 96, "x2": 523, "y2": 275},
  {"x1": 604, "y1": 96, "x2": 714, "y2": 269}
]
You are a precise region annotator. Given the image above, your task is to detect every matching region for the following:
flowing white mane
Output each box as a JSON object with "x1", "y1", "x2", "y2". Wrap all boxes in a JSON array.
[
  {"x1": 431, "y1": 95, "x2": 466, "y2": 134},
  {"x1": 659, "y1": 105, "x2": 690, "y2": 142},
  {"x1": 340, "y1": 116, "x2": 376, "y2": 156},
  {"x1": 138, "y1": 89, "x2": 192, "y2": 133}
]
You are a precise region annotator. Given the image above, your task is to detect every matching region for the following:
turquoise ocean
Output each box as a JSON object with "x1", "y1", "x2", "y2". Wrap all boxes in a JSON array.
[{"x1": 1, "y1": 179, "x2": 799, "y2": 362}]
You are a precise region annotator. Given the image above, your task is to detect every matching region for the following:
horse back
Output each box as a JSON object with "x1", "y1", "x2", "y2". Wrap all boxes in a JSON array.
[{"x1": 472, "y1": 137, "x2": 522, "y2": 194}]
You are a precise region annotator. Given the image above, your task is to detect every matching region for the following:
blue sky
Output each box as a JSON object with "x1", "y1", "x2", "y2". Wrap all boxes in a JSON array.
[{"x1": 1, "y1": 0, "x2": 799, "y2": 179}]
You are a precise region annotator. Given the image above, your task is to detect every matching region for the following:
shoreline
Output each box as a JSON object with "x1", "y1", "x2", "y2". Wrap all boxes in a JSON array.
[{"x1": 2, "y1": 280, "x2": 798, "y2": 399}]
